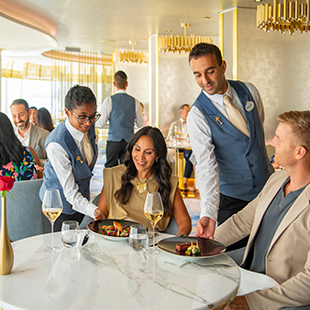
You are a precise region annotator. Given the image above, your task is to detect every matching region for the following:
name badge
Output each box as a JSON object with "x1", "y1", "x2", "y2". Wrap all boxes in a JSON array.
[{"x1": 245, "y1": 101, "x2": 255, "y2": 112}]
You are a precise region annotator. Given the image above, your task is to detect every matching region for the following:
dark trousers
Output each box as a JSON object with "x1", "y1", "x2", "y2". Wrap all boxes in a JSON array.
[
  {"x1": 43, "y1": 211, "x2": 85, "y2": 233},
  {"x1": 219, "y1": 193, "x2": 249, "y2": 251},
  {"x1": 183, "y1": 149, "x2": 193, "y2": 179},
  {"x1": 105, "y1": 139, "x2": 127, "y2": 168}
]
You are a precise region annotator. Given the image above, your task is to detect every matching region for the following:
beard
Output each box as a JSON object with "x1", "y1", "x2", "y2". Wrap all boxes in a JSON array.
[{"x1": 16, "y1": 118, "x2": 29, "y2": 131}]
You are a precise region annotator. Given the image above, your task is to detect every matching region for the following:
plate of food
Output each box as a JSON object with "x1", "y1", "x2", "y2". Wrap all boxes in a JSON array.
[
  {"x1": 157, "y1": 236, "x2": 226, "y2": 260},
  {"x1": 87, "y1": 219, "x2": 145, "y2": 242}
]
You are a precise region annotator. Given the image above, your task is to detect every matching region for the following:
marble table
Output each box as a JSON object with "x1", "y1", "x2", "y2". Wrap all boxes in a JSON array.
[{"x1": 0, "y1": 231, "x2": 240, "y2": 310}]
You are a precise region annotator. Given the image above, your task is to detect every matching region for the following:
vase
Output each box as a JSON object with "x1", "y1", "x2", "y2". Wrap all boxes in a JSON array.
[{"x1": 0, "y1": 196, "x2": 14, "y2": 275}]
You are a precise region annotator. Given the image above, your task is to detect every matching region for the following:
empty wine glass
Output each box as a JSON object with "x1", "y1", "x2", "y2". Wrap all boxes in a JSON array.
[
  {"x1": 61, "y1": 220, "x2": 81, "y2": 248},
  {"x1": 143, "y1": 192, "x2": 164, "y2": 255},
  {"x1": 42, "y1": 188, "x2": 63, "y2": 252}
]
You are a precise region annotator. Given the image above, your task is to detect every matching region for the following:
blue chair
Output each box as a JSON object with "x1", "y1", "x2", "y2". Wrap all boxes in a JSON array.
[{"x1": 1, "y1": 179, "x2": 45, "y2": 242}]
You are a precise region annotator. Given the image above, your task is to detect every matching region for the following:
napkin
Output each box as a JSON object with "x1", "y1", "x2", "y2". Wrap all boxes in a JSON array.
[{"x1": 237, "y1": 267, "x2": 278, "y2": 296}]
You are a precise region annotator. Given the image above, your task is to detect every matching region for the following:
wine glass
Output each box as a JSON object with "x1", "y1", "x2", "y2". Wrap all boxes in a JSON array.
[
  {"x1": 143, "y1": 192, "x2": 164, "y2": 255},
  {"x1": 42, "y1": 188, "x2": 63, "y2": 252},
  {"x1": 174, "y1": 125, "x2": 181, "y2": 142},
  {"x1": 61, "y1": 220, "x2": 81, "y2": 248}
]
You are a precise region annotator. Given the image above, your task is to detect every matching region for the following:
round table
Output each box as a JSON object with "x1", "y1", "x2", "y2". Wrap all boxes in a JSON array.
[{"x1": 0, "y1": 231, "x2": 240, "y2": 310}]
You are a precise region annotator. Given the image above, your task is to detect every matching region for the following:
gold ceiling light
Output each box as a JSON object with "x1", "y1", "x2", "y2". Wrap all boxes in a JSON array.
[
  {"x1": 257, "y1": 0, "x2": 310, "y2": 34},
  {"x1": 159, "y1": 23, "x2": 212, "y2": 53},
  {"x1": 113, "y1": 40, "x2": 148, "y2": 64}
]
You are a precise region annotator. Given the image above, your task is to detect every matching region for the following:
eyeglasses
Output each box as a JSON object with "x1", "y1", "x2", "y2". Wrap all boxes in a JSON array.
[{"x1": 70, "y1": 110, "x2": 101, "y2": 124}]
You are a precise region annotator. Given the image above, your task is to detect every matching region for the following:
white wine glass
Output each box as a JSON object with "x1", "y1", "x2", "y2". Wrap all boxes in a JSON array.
[
  {"x1": 61, "y1": 220, "x2": 80, "y2": 248},
  {"x1": 174, "y1": 125, "x2": 181, "y2": 143},
  {"x1": 42, "y1": 188, "x2": 63, "y2": 252},
  {"x1": 143, "y1": 192, "x2": 164, "y2": 255}
]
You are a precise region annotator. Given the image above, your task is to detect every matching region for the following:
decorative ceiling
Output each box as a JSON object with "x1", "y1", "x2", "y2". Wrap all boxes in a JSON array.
[{"x1": 0, "y1": 0, "x2": 261, "y2": 64}]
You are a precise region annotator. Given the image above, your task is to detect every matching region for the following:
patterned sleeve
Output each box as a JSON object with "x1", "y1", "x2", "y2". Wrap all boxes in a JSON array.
[{"x1": 18, "y1": 147, "x2": 38, "y2": 181}]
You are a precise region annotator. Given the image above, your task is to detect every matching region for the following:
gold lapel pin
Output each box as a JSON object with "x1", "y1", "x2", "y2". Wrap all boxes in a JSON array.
[
  {"x1": 215, "y1": 117, "x2": 223, "y2": 125},
  {"x1": 77, "y1": 156, "x2": 84, "y2": 164}
]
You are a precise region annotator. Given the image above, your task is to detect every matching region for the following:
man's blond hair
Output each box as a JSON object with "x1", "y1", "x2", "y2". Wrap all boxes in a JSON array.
[{"x1": 277, "y1": 110, "x2": 310, "y2": 151}]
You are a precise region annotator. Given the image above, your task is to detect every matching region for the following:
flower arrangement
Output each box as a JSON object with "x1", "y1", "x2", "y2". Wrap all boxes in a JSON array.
[{"x1": 0, "y1": 176, "x2": 15, "y2": 197}]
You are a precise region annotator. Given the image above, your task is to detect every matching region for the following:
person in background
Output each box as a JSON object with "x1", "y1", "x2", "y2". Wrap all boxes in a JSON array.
[
  {"x1": 37, "y1": 107, "x2": 55, "y2": 132},
  {"x1": 0, "y1": 112, "x2": 40, "y2": 180},
  {"x1": 167, "y1": 104, "x2": 194, "y2": 191},
  {"x1": 10, "y1": 99, "x2": 49, "y2": 163},
  {"x1": 187, "y1": 43, "x2": 274, "y2": 250},
  {"x1": 29, "y1": 106, "x2": 38, "y2": 126},
  {"x1": 97, "y1": 70, "x2": 144, "y2": 167},
  {"x1": 140, "y1": 102, "x2": 149, "y2": 126},
  {"x1": 97, "y1": 126, "x2": 192, "y2": 236},
  {"x1": 216, "y1": 110, "x2": 310, "y2": 310},
  {"x1": 39, "y1": 85, "x2": 105, "y2": 231}
]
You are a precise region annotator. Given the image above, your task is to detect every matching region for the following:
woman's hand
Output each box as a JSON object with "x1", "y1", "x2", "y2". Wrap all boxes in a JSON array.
[{"x1": 94, "y1": 208, "x2": 106, "y2": 220}]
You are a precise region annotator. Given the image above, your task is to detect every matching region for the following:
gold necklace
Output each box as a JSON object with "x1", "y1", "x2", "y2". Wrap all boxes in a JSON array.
[{"x1": 136, "y1": 175, "x2": 151, "y2": 193}]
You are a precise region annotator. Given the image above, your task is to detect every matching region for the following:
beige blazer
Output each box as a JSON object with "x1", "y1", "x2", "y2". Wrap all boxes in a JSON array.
[
  {"x1": 214, "y1": 170, "x2": 310, "y2": 310},
  {"x1": 28, "y1": 123, "x2": 49, "y2": 161}
]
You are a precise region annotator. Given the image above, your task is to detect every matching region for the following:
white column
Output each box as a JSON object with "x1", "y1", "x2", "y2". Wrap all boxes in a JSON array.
[{"x1": 148, "y1": 34, "x2": 159, "y2": 127}]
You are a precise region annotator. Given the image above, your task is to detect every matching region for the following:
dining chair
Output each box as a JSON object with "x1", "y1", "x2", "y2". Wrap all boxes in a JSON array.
[{"x1": 1, "y1": 178, "x2": 45, "y2": 241}]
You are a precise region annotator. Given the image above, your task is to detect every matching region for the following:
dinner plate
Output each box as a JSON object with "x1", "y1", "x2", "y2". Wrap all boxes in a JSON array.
[
  {"x1": 87, "y1": 219, "x2": 145, "y2": 242},
  {"x1": 157, "y1": 236, "x2": 226, "y2": 260}
]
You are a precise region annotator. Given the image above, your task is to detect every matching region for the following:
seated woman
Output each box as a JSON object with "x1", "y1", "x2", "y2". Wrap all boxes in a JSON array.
[
  {"x1": 0, "y1": 112, "x2": 41, "y2": 180},
  {"x1": 37, "y1": 107, "x2": 55, "y2": 132},
  {"x1": 97, "y1": 126, "x2": 192, "y2": 236}
]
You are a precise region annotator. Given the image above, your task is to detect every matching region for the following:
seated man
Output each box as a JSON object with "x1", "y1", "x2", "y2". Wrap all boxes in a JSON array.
[
  {"x1": 10, "y1": 99, "x2": 49, "y2": 163},
  {"x1": 167, "y1": 104, "x2": 194, "y2": 190},
  {"x1": 214, "y1": 111, "x2": 310, "y2": 310},
  {"x1": 29, "y1": 106, "x2": 38, "y2": 126}
]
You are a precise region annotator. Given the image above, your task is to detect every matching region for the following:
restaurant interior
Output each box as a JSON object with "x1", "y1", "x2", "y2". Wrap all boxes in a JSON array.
[{"x1": 1, "y1": 0, "x2": 310, "y2": 309}]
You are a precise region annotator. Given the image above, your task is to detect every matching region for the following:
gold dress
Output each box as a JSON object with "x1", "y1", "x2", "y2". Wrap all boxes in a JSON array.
[{"x1": 103, "y1": 164, "x2": 178, "y2": 231}]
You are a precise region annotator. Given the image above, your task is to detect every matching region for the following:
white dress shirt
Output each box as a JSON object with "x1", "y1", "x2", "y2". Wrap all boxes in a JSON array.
[
  {"x1": 97, "y1": 89, "x2": 144, "y2": 128},
  {"x1": 46, "y1": 119, "x2": 97, "y2": 218},
  {"x1": 14, "y1": 124, "x2": 31, "y2": 146},
  {"x1": 187, "y1": 82, "x2": 264, "y2": 222}
]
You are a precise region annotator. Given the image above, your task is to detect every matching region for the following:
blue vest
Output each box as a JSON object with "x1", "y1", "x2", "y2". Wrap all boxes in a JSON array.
[
  {"x1": 39, "y1": 121, "x2": 98, "y2": 215},
  {"x1": 108, "y1": 93, "x2": 136, "y2": 142},
  {"x1": 193, "y1": 80, "x2": 274, "y2": 201}
]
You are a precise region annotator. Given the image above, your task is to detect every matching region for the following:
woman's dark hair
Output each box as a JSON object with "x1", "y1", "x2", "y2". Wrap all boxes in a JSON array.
[
  {"x1": 65, "y1": 85, "x2": 97, "y2": 110},
  {"x1": 114, "y1": 126, "x2": 173, "y2": 216},
  {"x1": 37, "y1": 108, "x2": 54, "y2": 132},
  {"x1": 0, "y1": 112, "x2": 24, "y2": 165}
]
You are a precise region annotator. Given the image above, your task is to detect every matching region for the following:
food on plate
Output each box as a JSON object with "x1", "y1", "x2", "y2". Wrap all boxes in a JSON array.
[
  {"x1": 101, "y1": 221, "x2": 130, "y2": 237},
  {"x1": 175, "y1": 240, "x2": 201, "y2": 256},
  {"x1": 185, "y1": 241, "x2": 201, "y2": 256},
  {"x1": 176, "y1": 242, "x2": 192, "y2": 252}
]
